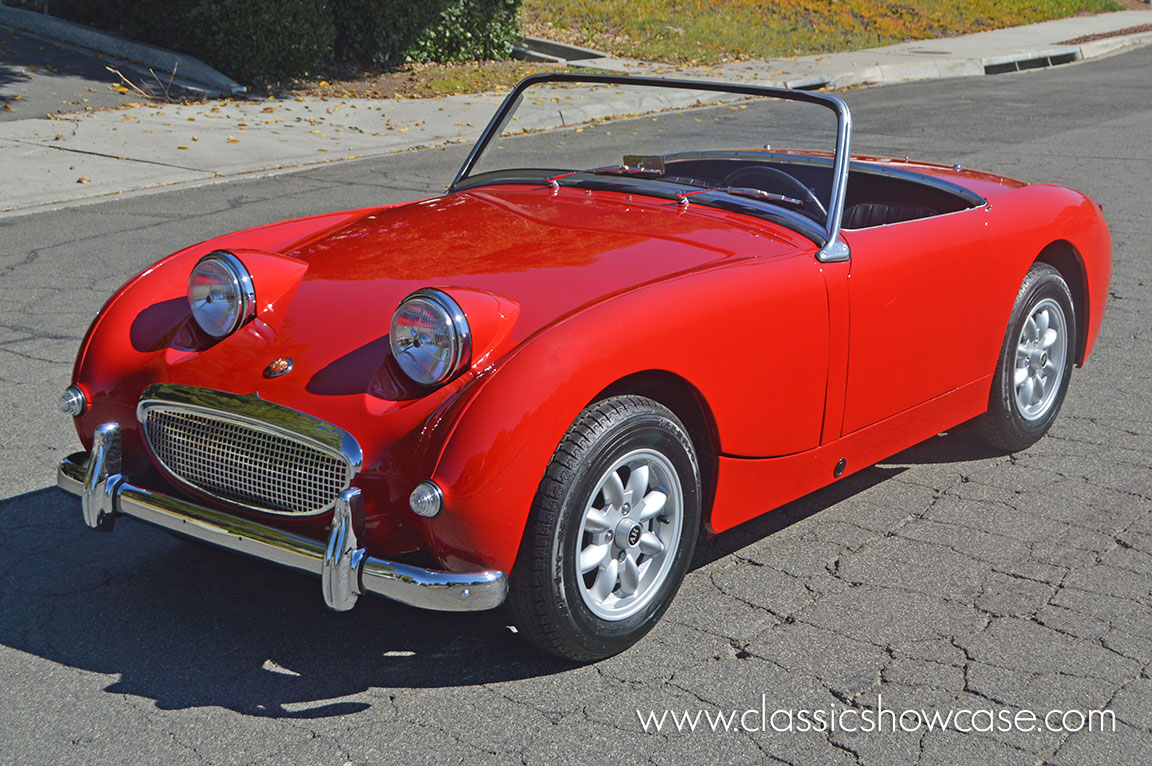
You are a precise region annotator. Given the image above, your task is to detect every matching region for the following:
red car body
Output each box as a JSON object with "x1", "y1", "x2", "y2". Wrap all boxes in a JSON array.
[
  {"x1": 57, "y1": 75, "x2": 1110, "y2": 659},
  {"x1": 66, "y1": 166, "x2": 1110, "y2": 570}
]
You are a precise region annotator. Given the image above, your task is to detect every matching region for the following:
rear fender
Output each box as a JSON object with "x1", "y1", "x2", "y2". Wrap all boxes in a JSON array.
[{"x1": 987, "y1": 185, "x2": 1111, "y2": 367}]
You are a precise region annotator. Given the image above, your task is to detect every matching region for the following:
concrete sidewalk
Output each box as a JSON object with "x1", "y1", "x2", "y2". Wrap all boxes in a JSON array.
[{"x1": 1, "y1": 9, "x2": 1149, "y2": 216}]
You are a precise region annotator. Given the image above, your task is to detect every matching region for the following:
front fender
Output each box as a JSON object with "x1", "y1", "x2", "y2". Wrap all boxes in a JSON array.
[{"x1": 420, "y1": 253, "x2": 830, "y2": 573}]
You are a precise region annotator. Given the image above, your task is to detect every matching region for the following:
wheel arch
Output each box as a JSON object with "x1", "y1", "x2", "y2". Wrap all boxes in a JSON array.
[
  {"x1": 1035, "y1": 239, "x2": 1088, "y2": 366},
  {"x1": 593, "y1": 370, "x2": 720, "y2": 527}
]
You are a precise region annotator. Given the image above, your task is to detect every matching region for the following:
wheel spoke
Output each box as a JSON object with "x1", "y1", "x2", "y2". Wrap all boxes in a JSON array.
[
  {"x1": 1042, "y1": 359, "x2": 1058, "y2": 377},
  {"x1": 1023, "y1": 316, "x2": 1038, "y2": 341},
  {"x1": 1035, "y1": 309, "x2": 1050, "y2": 338},
  {"x1": 1034, "y1": 374, "x2": 1048, "y2": 401},
  {"x1": 1040, "y1": 328, "x2": 1059, "y2": 350},
  {"x1": 1013, "y1": 366, "x2": 1029, "y2": 387},
  {"x1": 618, "y1": 553, "x2": 641, "y2": 596},
  {"x1": 580, "y1": 543, "x2": 611, "y2": 574},
  {"x1": 1022, "y1": 376, "x2": 1036, "y2": 405},
  {"x1": 591, "y1": 559, "x2": 619, "y2": 601},
  {"x1": 637, "y1": 490, "x2": 667, "y2": 521},
  {"x1": 626, "y1": 463, "x2": 650, "y2": 503},
  {"x1": 584, "y1": 508, "x2": 612, "y2": 532},
  {"x1": 602, "y1": 471, "x2": 625, "y2": 509},
  {"x1": 638, "y1": 531, "x2": 665, "y2": 556}
]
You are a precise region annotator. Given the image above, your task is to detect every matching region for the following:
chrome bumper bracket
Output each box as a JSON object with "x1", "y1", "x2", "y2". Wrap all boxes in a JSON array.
[
  {"x1": 82, "y1": 423, "x2": 122, "y2": 532},
  {"x1": 57, "y1": 421, "x2": 508, "y2": 613},
  {"x1": 322, "y1": 488, "x2": 367, "y2": 611}
]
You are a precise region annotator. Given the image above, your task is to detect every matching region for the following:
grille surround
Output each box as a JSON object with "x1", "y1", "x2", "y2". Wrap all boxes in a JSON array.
[{"x1": 137, "y1": 385, "x2": 361, "y2": 517}]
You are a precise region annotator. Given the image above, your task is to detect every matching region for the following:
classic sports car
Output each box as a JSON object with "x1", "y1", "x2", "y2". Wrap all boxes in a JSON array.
[{"x1": 57, "y1": 74, "x2": 1110, "y2": 661}]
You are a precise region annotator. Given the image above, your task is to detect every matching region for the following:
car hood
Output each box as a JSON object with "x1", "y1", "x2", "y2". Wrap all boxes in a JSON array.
[
  {"x1": 288, "y1": 186, "x2": 799, "y2": 333},
  {"x1": 175, "y1": 185, "x2": 807, "y2": 395},
  {"x1": 97, "y1": 184, "x2": 810, "y2": 419}
]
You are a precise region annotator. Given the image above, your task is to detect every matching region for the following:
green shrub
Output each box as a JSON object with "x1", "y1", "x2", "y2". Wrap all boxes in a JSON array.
[
  {"x1": 56, "y1": 0, "x2": 335, "y2": 83},
  {"x1": 182, "y1": 0, "x2": 337, "y2": 83},
  {"x1": 51, "y1": 0, "x2": 520, "y2": 84},
  {"x1": 334, "y1": 0, "x2": 520, "y2": 68}
]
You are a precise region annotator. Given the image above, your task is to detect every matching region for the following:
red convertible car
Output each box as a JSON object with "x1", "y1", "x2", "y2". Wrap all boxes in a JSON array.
[{"x1": 56, "y1": 74, "x2": 1110, "y2": 661}]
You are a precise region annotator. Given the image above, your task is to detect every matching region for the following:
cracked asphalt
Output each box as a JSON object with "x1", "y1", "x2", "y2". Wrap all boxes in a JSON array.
[{"x1": 1, "y1": 45, "x2": 1150, "y2": 766}]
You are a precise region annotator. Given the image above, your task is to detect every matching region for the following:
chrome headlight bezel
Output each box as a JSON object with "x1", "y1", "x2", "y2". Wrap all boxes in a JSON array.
[
  {"x1": 59, "y1": 384, "x2": 87, "y2": 417},
  {"x1": 187, "y1": 250, "x2": 257, "y2": 339},
  {"x1": 389, "y1": 289, "x2": 472, "y2": 387}
]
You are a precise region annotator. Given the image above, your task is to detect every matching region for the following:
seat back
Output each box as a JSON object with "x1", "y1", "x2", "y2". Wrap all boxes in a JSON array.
[{"x1": 842, "y1": 202, "x2": 938, "y2": 229}]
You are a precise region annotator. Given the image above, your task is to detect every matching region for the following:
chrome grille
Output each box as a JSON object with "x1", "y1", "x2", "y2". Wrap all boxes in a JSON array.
[{"x1": 140, "y1": 405, "x2": 353, "y2": 516}]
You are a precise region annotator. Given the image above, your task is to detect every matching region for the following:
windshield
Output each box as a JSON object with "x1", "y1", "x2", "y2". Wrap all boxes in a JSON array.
[{"x1": 452, "y1": 74, "x2": 851, "y2": 251}]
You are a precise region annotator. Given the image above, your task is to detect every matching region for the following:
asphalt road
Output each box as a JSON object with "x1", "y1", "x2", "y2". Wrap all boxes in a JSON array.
[{"x1": 1, "y1": 45, "x2": 1150, "y2": 765}]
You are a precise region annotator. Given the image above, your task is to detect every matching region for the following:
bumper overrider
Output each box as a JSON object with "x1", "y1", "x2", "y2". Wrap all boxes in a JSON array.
[{"x1": 56, "y1": 422, "x2": 507, "y2": 612}]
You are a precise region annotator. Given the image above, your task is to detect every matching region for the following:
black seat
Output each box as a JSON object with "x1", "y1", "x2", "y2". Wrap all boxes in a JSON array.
[{"x1": 842, "y1": 202, "x2": 937, "y2": 229}]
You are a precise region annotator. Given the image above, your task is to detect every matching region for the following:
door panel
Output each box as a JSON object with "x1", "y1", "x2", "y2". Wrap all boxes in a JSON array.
[{"x1": 840, "y1": 207, "x2": 997, "y2": 434}]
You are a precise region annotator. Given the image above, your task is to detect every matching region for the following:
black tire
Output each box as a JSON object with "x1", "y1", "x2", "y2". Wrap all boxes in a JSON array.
[
  {"x1": 506, "y1": 395, "x2": 701, "y2": 662},
  {"x1": 977, "y1": 262, "x2": 1077, "y2": 452}
]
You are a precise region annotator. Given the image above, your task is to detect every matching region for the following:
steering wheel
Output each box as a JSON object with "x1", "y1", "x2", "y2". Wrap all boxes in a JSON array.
[{"x1": 721, "y1": 166, "x2": 827, "y2": 222}]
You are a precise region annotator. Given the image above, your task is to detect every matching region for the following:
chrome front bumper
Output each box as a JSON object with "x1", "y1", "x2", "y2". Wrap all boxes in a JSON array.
[{"x1": 57, "y1": 422, "x2": 507, "y2": 612}]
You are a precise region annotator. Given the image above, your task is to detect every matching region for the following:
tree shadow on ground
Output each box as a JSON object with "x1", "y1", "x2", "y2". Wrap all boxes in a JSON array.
[{"x1": 0, "y1": 27, "x2": 178, "y2": 111}]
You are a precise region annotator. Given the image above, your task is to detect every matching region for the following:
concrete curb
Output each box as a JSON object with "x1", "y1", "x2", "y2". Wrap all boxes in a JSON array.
[
  {"x1": 980, "y1": 32, "x2": 1152, "y2": 74},
  {"x1": 1078, "y1": 28, "x2": 1152, "y2": 59},
  {"x1": 513, "y1": 36, "x2": 605, "y2": 63},
  {"x1": 0, "y1": 1, "x2": 245, "y2": 97}
]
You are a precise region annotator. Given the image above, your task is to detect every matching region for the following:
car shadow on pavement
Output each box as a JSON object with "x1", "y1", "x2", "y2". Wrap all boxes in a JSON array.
[
  {"x1": 691, "y1": 463, "x2": 908, "y2": 570},
  {"x1": 883, "y1": 422, "x2": 1008, "y2": 465},
  {"x1": 690, "y1": 425, "x2": 1004, "y2": 569},
  {"x1": 0, "y1": 428, "x2": 999, "y2": 717},
  {"x1": 0, "y1": 486, "x2": 574, "y2": 718}
]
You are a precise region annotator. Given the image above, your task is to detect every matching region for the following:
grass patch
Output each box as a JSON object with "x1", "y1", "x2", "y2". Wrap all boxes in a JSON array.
[
  {"x1": 271, "y1": 60, "x2": 586, "y2": 100},
  {"x1": 522, "y1": 0, "x2": 1124, "y2": 64}
]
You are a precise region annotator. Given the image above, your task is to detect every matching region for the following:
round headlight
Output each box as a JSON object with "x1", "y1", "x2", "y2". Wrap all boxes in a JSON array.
[
  {"x1": 188, "y1": 251, "x2": 256, "y2": 339},
  {"x1": 390, "y1": 289, "x2": 471, "y2": 387}
]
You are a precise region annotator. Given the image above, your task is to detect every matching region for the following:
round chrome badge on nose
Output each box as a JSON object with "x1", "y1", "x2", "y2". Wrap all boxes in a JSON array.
[{"x1": 263, "y1": 357, "x2": 293, "y2": 378}]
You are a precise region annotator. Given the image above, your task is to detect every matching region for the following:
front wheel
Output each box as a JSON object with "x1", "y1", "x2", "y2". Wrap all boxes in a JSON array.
[
  {"x1": 977, "y1": 262, "x2": 1077, "y2": 452},
  {"x1": 506, "y1": 396, "x2": 701, "y2": 661}
]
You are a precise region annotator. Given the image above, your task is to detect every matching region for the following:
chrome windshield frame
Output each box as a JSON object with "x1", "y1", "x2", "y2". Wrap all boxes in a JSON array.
[{"x1": 450, "y1": 72, "x2": 853, "y2": 262}]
